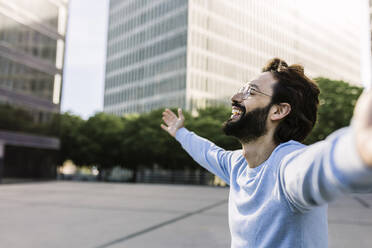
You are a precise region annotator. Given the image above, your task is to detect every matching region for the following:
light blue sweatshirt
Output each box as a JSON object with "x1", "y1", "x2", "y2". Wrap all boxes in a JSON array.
[{"x1": 175, "y1": 127, "x2": 372, "y2": 248}]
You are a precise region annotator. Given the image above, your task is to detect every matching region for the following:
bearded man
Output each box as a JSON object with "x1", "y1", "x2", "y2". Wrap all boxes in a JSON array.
[{"x1": 160, "y1": 58, "x2": 372, "y2": 248}]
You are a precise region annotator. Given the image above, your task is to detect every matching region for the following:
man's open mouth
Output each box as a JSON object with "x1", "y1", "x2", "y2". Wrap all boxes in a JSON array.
[{"x1": 231, "y1": 106, "x2": 244, "y2": 120}]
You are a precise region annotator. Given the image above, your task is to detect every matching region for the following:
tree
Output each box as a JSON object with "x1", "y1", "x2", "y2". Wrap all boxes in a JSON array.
[
  {"x1": 79, "y1": 112, "x2": 124, "y2": 175},
  {"x1": 120, "y1": 108, "x2": 196, "y2": 181},
  {"x1": 0, "y1": 104, "x2": 35, "y2": 132},
  {"x1": 47, "y1": 112, "x2": 86, "y2": 165},
  {"x1": 304, "y1": 78, "x2": 363, "y2": 144}
]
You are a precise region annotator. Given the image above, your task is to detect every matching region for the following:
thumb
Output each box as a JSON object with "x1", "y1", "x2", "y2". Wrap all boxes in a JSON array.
[{"x1": 178, "y1": 108, "x2": 184, "y2": 120}]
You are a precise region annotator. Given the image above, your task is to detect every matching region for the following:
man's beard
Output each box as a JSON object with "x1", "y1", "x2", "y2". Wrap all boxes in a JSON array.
[{"x1": 222, "y1": 103, "x2": 272, "y2": 143}]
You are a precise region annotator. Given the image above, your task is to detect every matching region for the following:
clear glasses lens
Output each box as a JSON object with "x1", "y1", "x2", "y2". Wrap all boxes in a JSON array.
[
  {"x1": 238, "y1": 86, "x2": 245, "y2": 93},
  {"x1": 240, "y1": 85, "x2": 251, "y2": 99}
]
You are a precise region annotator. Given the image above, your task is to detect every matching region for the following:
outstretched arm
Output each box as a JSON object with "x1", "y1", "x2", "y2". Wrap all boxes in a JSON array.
[
  {"x1": 161, "y1": 108, "x2": 233, "y2": 184},
  {"x1": 281, "y1": 90, "x2": 372, "y2": 213}
]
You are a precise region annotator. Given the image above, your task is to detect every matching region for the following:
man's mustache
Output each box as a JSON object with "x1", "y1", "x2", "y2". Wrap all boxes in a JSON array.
[{"x1": 232, "y1": 102, "x2": 245, "y2": 112}]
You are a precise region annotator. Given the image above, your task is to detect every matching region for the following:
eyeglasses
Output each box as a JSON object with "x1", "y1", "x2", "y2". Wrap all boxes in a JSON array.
[{"x1": 237, "y1": 84, "x2": 272, "y2": 99}]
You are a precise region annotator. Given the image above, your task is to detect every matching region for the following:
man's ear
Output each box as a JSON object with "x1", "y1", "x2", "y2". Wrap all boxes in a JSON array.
[{"x1": 270, "y1": 103, "x2": 291, "y2": 121}]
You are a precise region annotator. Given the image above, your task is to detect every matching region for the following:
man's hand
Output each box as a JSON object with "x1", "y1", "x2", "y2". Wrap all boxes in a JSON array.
[
  {"x1": 354, "y1": 90, "x2": 372, "y2": 167},
  {"x1": 161, "y1": 108, "x2": 185, "y2": 137}
]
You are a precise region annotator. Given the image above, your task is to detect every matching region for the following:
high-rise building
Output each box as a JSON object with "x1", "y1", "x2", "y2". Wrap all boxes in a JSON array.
[
  {"x1": 104, "y1": 0, "x2": 365, "y2": 115},
  {"x1": 0, "y1": 0, "x2": 68, "y2": 120},
  {"x1": 0, "y1": 0, "x2": 68, "y2": 181}
]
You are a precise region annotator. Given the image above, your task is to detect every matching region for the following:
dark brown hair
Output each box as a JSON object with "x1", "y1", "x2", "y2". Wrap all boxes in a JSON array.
[{"x1": 262, "y1": 58, "x2": 320, "y2": 144}]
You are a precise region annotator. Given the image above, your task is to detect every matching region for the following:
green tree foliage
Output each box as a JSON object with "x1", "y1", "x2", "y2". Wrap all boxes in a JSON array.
[
  {"x1": 304, "y1": 78, "x2": 363, "y2": 144},
  {"x1": 120, "y1": 108, "x2": 196, "y2": 176},
  {"x1": 47, "y1": 112, "x2": 85, "y2": 165},
  {"x1": 0, "y1": 104, "x2": 36, "y2": 132},
  {"x1": 80, "y1": 112, "x2": 124, "y2": 171}
]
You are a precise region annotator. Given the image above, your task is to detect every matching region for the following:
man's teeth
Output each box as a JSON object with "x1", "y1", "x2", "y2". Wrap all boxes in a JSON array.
[{"x1": 231, "y1": 109, "x2": 242, "y2": 117}]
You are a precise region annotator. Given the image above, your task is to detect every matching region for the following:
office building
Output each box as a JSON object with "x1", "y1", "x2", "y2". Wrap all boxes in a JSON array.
[
  {"x1": 0, "y1": 0, "x2": 68, "y2": 181},
  {"x1": 105, "y1": 0, "x2": 365, "y2": 115}
]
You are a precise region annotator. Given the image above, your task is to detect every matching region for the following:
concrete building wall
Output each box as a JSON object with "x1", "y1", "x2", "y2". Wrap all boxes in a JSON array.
[{"x1": 0, "y1": 0, "x2": 68, "y2": 181}]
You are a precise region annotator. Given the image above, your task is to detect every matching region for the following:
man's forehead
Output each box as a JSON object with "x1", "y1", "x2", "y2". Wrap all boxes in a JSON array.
[{"x1": 248, "y1": 72, "x2": 276, "y2": 90}]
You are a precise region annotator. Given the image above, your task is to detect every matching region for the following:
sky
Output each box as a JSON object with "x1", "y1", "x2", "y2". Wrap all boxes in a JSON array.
[{"x1": 61, "y1": 0, "x2": 109, "y2": 119}]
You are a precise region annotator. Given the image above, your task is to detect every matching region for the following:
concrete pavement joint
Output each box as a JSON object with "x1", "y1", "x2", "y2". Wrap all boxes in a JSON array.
[
  {"x1": 94, "y1": 199, "x2": 228, "y2": 248},
  {"x1": 352, "y1": 196, "x2": 370, "y2": 208},
  {"x1": 329, "y1": 219, "x2": 372, "y2": 226}
]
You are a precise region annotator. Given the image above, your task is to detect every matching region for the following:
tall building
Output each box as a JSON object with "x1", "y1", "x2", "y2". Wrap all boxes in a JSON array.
[
  {"x1": 0, "y1": 0, "x2": 68, "y2": 181},
  {"x1": 104, "y1": 0, "x2": 365, "y2": 115}
]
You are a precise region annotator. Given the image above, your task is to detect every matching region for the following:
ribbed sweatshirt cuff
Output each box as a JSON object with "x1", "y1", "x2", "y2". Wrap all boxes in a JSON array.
[{"x1": 175, "y1": 127, "x2": 189, "y2": 142}]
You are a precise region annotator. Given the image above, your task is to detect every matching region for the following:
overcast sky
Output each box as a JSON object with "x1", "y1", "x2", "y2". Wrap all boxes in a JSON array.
[{"x1": 61, "y1": 0, "x2": 109, "y2": 119}]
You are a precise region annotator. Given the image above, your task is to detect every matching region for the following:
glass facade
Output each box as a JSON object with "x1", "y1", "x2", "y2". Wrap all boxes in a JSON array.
[
  {"x1": 0, "y1": 57, "x2": 54, "y2": 101},
  {"x1": 0, "y1": 0, "x2": 68, "y2": 122},
  {"x1": 105, "y1": 0, "x2": 364, "y2": 114},
  {"x1": 0, "y1": 13, "x2": 57, "y2": 64},
  {"x1": 187, "y1": 0, "x2": 363, "y2": 110},
  {"x1": 105, "y1": 0, "x2": 188, "y2": 115}
]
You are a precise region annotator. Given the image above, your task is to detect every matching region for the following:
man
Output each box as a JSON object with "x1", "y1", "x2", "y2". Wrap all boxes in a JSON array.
[{"x1": 161, "y1": 58, "x2": 372, "y2": 248}]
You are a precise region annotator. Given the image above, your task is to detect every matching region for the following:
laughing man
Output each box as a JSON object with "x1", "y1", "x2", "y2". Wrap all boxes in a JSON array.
[{"x1": 161, "y1": 58, "x2": 372, "y2": 248}]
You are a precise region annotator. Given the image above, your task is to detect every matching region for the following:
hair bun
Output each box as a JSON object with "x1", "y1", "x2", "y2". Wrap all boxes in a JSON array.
[
  {"x1": 262, "y1": 58, "x2": 305, "y2": 75},
  {"x1": 262, "y1": 57, "x2": 288, "y2": 72}
]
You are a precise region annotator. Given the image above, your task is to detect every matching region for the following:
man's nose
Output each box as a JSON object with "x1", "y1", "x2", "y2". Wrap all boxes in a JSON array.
[{"x1": 231, "y1": 92, "x2": 244, "y2": 102}]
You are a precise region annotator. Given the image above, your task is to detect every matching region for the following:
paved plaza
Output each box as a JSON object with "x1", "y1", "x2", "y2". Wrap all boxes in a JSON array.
[{"x1": 0, "y1": 182, "x2": 371, "y2": 248}]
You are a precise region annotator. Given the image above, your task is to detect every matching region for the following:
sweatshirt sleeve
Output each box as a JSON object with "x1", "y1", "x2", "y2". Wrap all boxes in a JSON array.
[
  {"x1": 175, "y1": 127, "x2": 233, "y2": 185},
  {"x1": 280, "y1": 127, "x2": 372, "y2": 213}
]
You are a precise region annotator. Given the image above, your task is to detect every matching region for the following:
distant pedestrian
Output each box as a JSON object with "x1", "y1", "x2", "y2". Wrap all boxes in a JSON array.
[{"x1": 161, "y1": 58, "x2": 372, "y2": 248}]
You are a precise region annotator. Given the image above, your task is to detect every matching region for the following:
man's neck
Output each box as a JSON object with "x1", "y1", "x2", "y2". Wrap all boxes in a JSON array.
[{"x1": 241, "y1": 131, "x2": 277, "y2": 168}]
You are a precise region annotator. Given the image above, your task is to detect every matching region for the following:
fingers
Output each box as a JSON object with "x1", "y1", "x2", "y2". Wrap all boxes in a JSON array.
[
  {"x1": 162, "y1": 108, "x2": 174, "y2": 118},
  {"x1": 162, "y1": 107, "x2": 184, "y2": 126},
  {"x1": 162, "y1": 112, "x2": 175, "y2": 125},
  {"x1": 160, "y1": 123, "x2": 168, "y2": 132},
  {"x1": 178, "y1": 108, "x2": 184, "y2": 120},
  {"x1": 165, "y1": 108, "x2": 177, "y2": 118},
  {"x1": 161, "y1": 108, "x2": 183, "y2": 137}
]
